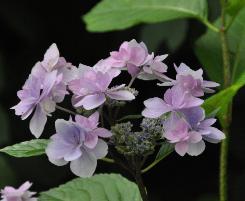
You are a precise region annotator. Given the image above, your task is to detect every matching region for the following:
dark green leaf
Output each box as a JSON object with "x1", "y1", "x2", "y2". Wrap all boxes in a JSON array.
[
  {"x1": 227, "y1": 0, "x2": 245, "y2": 16},
  {"x1": 203, "y1": 73, "x2": 245, "y2": 127},
  {"x1": 0, "y1": 139, "x2": 49, "y2": 157},
  {"x1": 203, "y1": 86, "x2": 236, "y2": 127},
  {"x1": 83, "y1": 0, "x2": 208, "y2": 32},
  {"x1": 39, "y1": 174, "x2": 142, "y2": 201},
  {"x1": 155, "y1": 142, "x2": 174, "y2": 162},
  {"x1": 195, "y1": 8, "x2": 245, "y2": 86},
  {"x1": 140, "y1": 20, "x2": 188, "y2": 52},
  {"x1": 207, "y1": 0, "x2": 221, "y2": 21},
  {"x1": 195, "y1": 20, "x2": 223, "y2": 85},
  {"x1": 229, "y1": 8, "x2": 245, "y2": 82}
]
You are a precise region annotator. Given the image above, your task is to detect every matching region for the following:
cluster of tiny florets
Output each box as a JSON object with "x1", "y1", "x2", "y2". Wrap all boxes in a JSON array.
[
  {"x1": 140, "y1": 117, "x2": 164, "y2": 139},
  {"x1": 111, "y1": 118, "x2": 164, "y2": 156}
]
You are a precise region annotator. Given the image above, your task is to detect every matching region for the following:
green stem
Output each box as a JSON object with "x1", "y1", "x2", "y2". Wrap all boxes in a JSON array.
[
  {"x1": 55, "y1": 105, "x2": 77, "y2": 116},
  {"x1": 201, "y1": 18, "x2": 220, "y2": 32},
  {"x1": 100, "y1": 157, "x2": 115, "y2": 163},
  {"x1": 110, "y1": 151, "x2": 135, "y2": 176},
  {"x1": 128, "y1": 75, "x2": 137, "y2": 88},
  {"x1": 220, "y1": 125, "x2": 230, "y2": 201},
  {"x1": 219, "y1": 1, "x2": 232, "y2": 201},
  {"x1": 134, "y1": 157, "x2": 148, "y2": 201},
  {"x1": 135, "y1": 170, "x2": 148, "y2": 201},
  {"x1": 141, "y1": 160, "x2": 159, "y2": 174},
  {"x1": 141, "y1": 153, "x2": 171, "y2": 174},
  {"x1": 220, "y1": 6, "x2": 231, "y2": 88}
]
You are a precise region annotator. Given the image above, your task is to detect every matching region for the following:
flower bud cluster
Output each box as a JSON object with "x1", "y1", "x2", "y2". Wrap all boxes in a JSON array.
[{"x1": 111, "y1": 118, "x2": 163, "y2": 156}]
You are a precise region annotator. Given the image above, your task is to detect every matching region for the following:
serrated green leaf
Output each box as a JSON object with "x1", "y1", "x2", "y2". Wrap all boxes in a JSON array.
[
  {"x1": 40, "y1": 188, "x2": 91, "y2": 201},
  {"x1": 91, "y1": 175, "x2": 121, "y2": 201},
  {"x1": 0, "y1": 139, "x2": 49, "y2": 157},
  {"x1": 140, "y1": 19, "x2": 188, "y2": 52},
  {"x1": 195, "y1": 8, "x2": 245, "y2": 86},
  {"x1": 39, "y1": 174, "x2": 142, "y2": 201},
  {"x1": 83, "y1": 0, "x2": 208, "y2": 32},
  {"x1": 108, "y1": 174, "x2": 142, "y2": 201}
]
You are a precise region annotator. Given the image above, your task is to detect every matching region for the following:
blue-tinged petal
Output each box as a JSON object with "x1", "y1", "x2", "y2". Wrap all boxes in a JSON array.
[{"x1": 70, "y1": 150, "x2": 97, "y2": 177}]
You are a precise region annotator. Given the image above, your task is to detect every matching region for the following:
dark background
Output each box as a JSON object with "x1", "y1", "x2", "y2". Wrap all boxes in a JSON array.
[{"x1": 0, "y1": 1, "x2": 244, "y2": 201}]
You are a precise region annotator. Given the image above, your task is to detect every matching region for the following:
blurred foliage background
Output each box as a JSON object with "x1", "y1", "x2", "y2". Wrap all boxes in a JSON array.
[{"x1": 0, "y1": 0, "x2": 244, "y2": 200}]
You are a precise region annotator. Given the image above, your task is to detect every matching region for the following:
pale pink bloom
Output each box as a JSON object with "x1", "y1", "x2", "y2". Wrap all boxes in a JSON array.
[
  {"x1": 159, "y1": 63, "x2": 219, "y2": 97},
  {"x1": 93, "y1": 59, "x2": 121, "y2": 78},
  {"x1": 31, "y1": 43, "x2": 77, "y2": 83},
  {"x1": 1, "y1": 181, "x2": 37, "y2": 201},
  {"x1": 46, "y1": 117, "x2": 110, "y2": 177},
  {"x1": 109, "y1": 39, "x2": 150, "y2": 76},
  {"x1": 163, "y1": 112, "x2": 205, "y2": 156},
  {"x1": 11, "y1": 71, "x2": 67, "y2": 138},
  {"x1": 181, "y1": 107, "x2": 225, "y2": 143},
  {"x1": 69, "y1": 69, "x2": 135, "y2": 110},
  {"x1": 163, "y1": 107, "x2": 225, "y2": 156},
  {"x1": 138, "y1": 54, "x2": 171, "y2": 81},
  {"x1": 76, "y1": 58, "x2": 121, "y2": 80},
  {"x1": 142, "y1": 85, "x2": 203, "y2": 118},
  {"x1": 75, "y1": 112, "x2": 112, "y2": 149}
]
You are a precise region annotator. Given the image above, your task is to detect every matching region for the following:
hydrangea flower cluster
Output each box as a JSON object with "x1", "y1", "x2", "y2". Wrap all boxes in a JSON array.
[
  {"x1": 142, "y1": 63, "x2": 225, "y2": 156},
  {"x1": 11, "y1": 44, "x2": 74, "y2": 138},
  {"x1": 0, "y1": 181, "x2": 37, "y2": 201},
  {"x1": 11, "y1": 39, "x2": 225, "y2": 179}
]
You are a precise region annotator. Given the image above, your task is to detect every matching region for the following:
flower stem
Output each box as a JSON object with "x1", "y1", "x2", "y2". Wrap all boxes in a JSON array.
[
  {"x1": 219, "y1": 1, "x2": 232, "y2": 201},
  {"x1": 220, "y1": 1, "x2": 231, "y2": 88},
  {"x1": 135, "y1": 171, "x2": 148, "y2": 201},
  {"x1": 220, "y1": 125, "x2": 230, "y2": 201},
  {"x1": 141, "y1": 152, "x2": 172, "y2": 174},
  {"x1": 201, "y1": 18, "x2": 220, "y2": 32},
  {"x1": 128, "y1": 75, "x2": 137, "y2": 88},
  {"x1": 100, "y1": 157, "x2": 115, "y2": 163},
  {"x1": 134, "y1": 158, "x2": 148, "y2": 201},
  {"x1": 55, "y1": 105, "x2": 77, "y2": 116}
]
